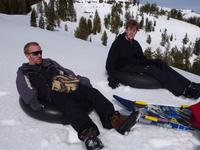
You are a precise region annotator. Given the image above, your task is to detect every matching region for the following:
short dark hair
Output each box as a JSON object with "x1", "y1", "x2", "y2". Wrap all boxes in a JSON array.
[
  {"x1": 24, "y1": 42, "x2": 40, "y2": 54},
  {"x1": 125, "y1": 20, "x2": 139, "y2": 31}
]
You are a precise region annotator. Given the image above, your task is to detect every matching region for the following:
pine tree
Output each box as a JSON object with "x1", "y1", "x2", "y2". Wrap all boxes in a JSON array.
[
  {"x1": 74, "y1": 17, "x2": 90, "y2": 40},
  {"x1": 39, "y1": 15, "x2": 45, "y2": 29},
  {"x1": 182, "y1": 33, "x2": 189, "y2": 45},
  {"x1": 192, "y1": 56, "x2": 200, "y2": 75},
  {"x1": 67, "y1": 0, "x2": 77, "y2": 22},
  {"x1": 170, "y1": 34, "x2": 173, "y2": 41},
  {"x1": 170, "y1": 46, "x2": 184, "y2": 69},
  {"x1": 37, "y1": 1, "x2": 43, "y2": 15},
  {"x1": 193, "y1": 38, "x2": 200, "y2": 56},
  {"x1": 144, "y1": 47, "x2": 153, "y2": 59},
  {"x1": 64, "y1": 23, "x2": 68, "y2": 31},
  {"x1": 153, "y1": 48, "x2": 163, "y2": 59},
  {"x1": 101, "y1": 31, "x2": 108, "y2": 46},
  {"x1": 87, "y1": 19, "x2": 92, "y2": 34},
  {"x1": 160, "y1": 28, "x2": 168, "y2": 47},
  {"x1": 46, "y1": 0, "x2": 57, "y2": 31},
  {"x1": 125, "y1": 11, "x2": 131, "y2": 23},
  {"x1": 139, "y1": 15, "x2": 144, "y2": 29},
  {"x1": 146, "y1": 35, "x2": 151, "y2": 44},
  {"x1": 110, "y1": 4, "x2": 122, "y2": 34},
  {"x1": 30, "y1": 8, "x2": 37, "y2": 27},
  {"x1": 145, "y1": 19, "x2": 152, "y2": 32},
  {"x1": 104, "y1": 14, "x2": 110, "y2": 29},
  {"x1": 57, "y1": 0, "x2": 68, "y2": 21},
  {"x1": 93, "y1": 10, "x2": 101, "y2": 34}
]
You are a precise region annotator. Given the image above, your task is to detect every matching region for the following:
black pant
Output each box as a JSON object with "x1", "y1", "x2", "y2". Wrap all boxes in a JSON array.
[
  {"x1": 51, "y1": 85, "x2": 115, "y2": 140},
  {"x1": 118, "y1": 59, "x2": 191, "y2": 96}
]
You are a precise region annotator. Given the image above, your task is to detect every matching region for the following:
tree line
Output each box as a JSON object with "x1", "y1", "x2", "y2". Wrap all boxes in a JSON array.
[{"x1": 0, "y1": 0, "x2": 41, "y2": 14}]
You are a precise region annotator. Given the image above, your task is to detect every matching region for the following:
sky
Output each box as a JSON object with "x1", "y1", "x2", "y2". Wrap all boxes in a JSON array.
[{"x1": 140, "y1": 0, "x2": 200, "y2": 13}]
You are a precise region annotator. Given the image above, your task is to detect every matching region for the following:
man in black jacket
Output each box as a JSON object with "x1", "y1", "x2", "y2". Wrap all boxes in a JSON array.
[
  {"x1": 106, "y1": 20, "x2": 200, "y2": 99},
  {"x1": 16, "y1": 42, "x2": 140, "y2": 150}
]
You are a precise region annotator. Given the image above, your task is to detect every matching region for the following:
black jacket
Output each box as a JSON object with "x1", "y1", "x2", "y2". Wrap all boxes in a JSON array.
[
  {"x1": 106, "y1": 33, "x2": 148, "y2": 77},
  {"x1": 16, "y1": 58, "x2": 92, "y2": 111}
]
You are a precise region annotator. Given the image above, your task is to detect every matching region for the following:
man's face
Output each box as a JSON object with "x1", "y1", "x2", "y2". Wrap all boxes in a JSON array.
[
  {"x1": 26, "y1": 45, "x2": 42, "y2": 65},
  {"x1": 125, "y1": 26, "x2": 138, "y2": 40}
]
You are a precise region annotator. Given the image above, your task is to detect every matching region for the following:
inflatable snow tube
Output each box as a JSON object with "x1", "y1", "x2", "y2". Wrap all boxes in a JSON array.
[
  {"x1": 113, "y1": 72, "x2": 161, "y2": 89},
  {"x1": 19, "y1": 98, "x2": 68, "y2": 124}
]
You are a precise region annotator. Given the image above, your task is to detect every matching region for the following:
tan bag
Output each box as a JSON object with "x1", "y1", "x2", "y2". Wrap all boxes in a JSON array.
[{"x1": 52, "y1": 75, "x2": 80, "y2": 93}]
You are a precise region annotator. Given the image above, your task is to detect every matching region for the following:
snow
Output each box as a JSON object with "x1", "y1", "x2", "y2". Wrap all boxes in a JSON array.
[{"x1": 0, "y1": 1, "x2": 200, "y2": 150}]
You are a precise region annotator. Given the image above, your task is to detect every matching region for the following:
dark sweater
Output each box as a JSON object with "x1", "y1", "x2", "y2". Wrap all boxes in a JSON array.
[{"x1": 106, "y1": 33, "x2": 147, "y2": 76}]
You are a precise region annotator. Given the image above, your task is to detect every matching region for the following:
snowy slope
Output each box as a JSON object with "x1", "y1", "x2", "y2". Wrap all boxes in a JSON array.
[{"x1": 0, "y1": 11, "x2": 200, "y2": 150}]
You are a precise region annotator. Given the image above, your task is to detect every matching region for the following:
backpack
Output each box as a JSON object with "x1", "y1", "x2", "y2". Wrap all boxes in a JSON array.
[
  {"x1": 189, "y1": 102, "x2": 200, "y2": 129},
  {"x1": 52, "y1": 75, "x2": 80, "y2": 93}
]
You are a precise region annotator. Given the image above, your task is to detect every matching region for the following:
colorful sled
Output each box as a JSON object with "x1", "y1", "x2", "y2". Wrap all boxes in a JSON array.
[{"x1": 113, "y1": 95, "x2": 195, "y2": 130}]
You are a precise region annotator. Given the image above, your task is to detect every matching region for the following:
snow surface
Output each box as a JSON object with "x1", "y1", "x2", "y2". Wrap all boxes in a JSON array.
[{"x1": 0, "y1": 2, "x2": 200, "y2": 150}]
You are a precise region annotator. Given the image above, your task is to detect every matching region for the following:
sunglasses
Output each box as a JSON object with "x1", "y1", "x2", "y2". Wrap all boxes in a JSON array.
[{"x1": 30, "y1": 50, "x2": 42, "y2": 56}]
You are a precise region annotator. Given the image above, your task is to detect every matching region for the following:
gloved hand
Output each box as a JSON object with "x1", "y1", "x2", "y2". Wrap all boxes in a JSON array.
[{"x1": 108, "y1": 77, "x2": 120, "y2": 89}]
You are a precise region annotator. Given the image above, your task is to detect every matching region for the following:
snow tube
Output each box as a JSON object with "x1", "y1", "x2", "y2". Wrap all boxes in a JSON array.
[
  {"x1": 19, "y1": 98, "x2": 68, "y2": 124},
  {"x1": 113, "y1": 72, "x2": 161, "y2": 89}
]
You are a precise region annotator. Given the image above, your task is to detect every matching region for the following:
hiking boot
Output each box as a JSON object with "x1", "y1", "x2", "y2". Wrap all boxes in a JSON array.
[
  {"x1": 79, "y1": 127, "x2": 99, "y2": 141},
  {"x1": 84, "y1": 136, "x2": 104, "y2": 150},
  {"x1": 111, "y1": 111, "x2": 141, "y2": 135},
  {"x1": 183, "y1": 82, "x2": 200, "y2": 99}
]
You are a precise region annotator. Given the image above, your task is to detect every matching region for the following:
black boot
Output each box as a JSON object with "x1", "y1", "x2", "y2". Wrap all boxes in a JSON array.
[
  {"x1": 80, "y1": 128, "x2": 104, "y2": 150},
  {"x1": 84, "y1": 136, "x2": 104, "y2": 150},
  {"x1": 183, "y1": 82, "x2": 200, "y2": 99}
]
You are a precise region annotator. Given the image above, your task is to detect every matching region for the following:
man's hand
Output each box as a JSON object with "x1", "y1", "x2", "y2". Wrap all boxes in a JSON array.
[{"x1": 108, "y1": 77, "x2": 120, "y2": 89}]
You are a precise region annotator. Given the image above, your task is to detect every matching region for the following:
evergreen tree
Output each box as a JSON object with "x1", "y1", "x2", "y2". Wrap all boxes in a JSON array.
[
  {"x1": 146, "y1": 34, "x2": 151, "y2": 44},
  {"x1": 0, "y1": 0, "x2": 32, "y2": 14},
  {"x1": 93, "y1": 10, "x2": 101, "y2": 34},
  {"x1": 64, "y1": 23, "x2": 68, "y2": 31},
  {"x1": 74, "y1": 17, "x2": 90, "y2": 40},
  {"x1": 170, "y1": 34, "x2": 173, "y2": 41},
  {"x1": 163, "y1": 42, "x2": 172, "y2": 65},
  {"x1": 182, "y1": 33, "x2": 189, "y2": 45},
  {"x1": 139, "y1": 15, "x2": 144, "y2": 29},
  {"x1": 101, "y1": 31, "x2": 108, "y2": 46},
  {"x1": 67, "y1": 0, "x2": 77, "y2": 22},
  {"x1": 144, "y1": 47, "x2": 153, "y2": 59},
  {"x1": 37, "y1": 1, "x2": 43, "y2": 15},
  {"x1": 182, "y1": 45, "x2": 192, "y2": 71},
  {"x1": 170, "y1": 46, "x2": 184, "y2": 69},
  {"x1": 193, "y1": 38, "x2": 200, "y2": 56},
  {"x1": 192, "y1": 56, "x2": 200, "y2": 75},
  {"x1": 125, "y1": 11, "x2": 131, "y2": 22},
  {"x1": 145, "y1": 17, "x2": 153, "y2": 32},
  {"x1": 87, "y1": 19, "x2": 92, "y2": 34},
  {"x1": 153, "y1": 47, "x2": 163, "y2": 59},
  {"x1": 110, "y1": 4, "x2": 123, "y2": 34},
  {"x1": 154, "y1": 20, "x2": 156, "y2": 26},
  {"x1": 104, "y1": 14, "x2": 110, "y2": 29},
  {"x1": 56, "y1": 0, "x2": 68, "y2": 21},
  {"x1": 46, "y1": 0, "x2": 57, "y2": 31},
  {"x1": 160, "y1": 28, "x2": 168, "y2": 47},
  {"x1": 30, "y1": 8, "x2": 37, "y2": 27},
  {"x1": 39, "y1": 15, "x2": 45, "y2": 29}
]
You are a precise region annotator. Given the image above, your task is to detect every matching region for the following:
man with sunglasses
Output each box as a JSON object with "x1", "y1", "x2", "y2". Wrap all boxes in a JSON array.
[{"x1": 16, "y1": 42, "x2": 140, "y2": 150}]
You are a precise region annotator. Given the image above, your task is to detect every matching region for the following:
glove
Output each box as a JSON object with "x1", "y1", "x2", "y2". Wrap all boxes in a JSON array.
[{"x1": 108, "y1": 77, "x2": 120, "y2": 89}]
